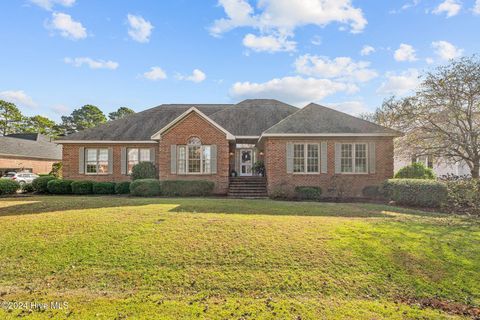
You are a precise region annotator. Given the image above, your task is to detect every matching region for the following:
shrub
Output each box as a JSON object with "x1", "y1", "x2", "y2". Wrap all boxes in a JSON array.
[
  {"x1": 294, "y1": 186, "x2": 321, "y2": 201},
  {"x1": 269, "y1": 183, "x2": 291, "y2": 200},
  {"x1": 115, "y1": 181, "x2": 131, "y2": 194},
  {"x1": 32, "y1": 175, "x2": 56, "y2": 193},
  {"x1": 92, "y1": 182, "x2": 116, "y2": 194},
  {"x1": 382, "y1": 179, "x2": 447, "y2": 207},
  {"x1": 131, "y1": 162, "x2": 156, "y2": 180},
  {"x1": 394, "y1": 162, "x2": 435, "y2": 180},
  {"x1": 21, "y1": 183, "x2": 35, "y2": 193},
  {"x1": 0, "y1": 179, "x2": 20, "y2": 195},
  {"x1": 130, "y1": 179, "x2": 161, "y2": 197},
  {"x1": 362, "y1": 185, "x2": 384, "y2": 199},
  {"x1": 442, "y1": 179, "x2": 480, "y2": 215},
  {"x1": 161, "y1": 180, "x2": 214, "y2": 197},
  {"x1": 47, "y1": 179, "x2": 73, "y2": 194},
  {"x1": 71, "y1": 180, "x2": 94, "y2": 195}
]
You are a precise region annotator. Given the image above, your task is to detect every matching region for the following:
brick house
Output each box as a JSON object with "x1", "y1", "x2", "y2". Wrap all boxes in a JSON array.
[
  {"x1": 56, "y1": 99, "x2": 400, "y2": 197},
  {"x1": 0, "y1": 133, "x2": 62, "y2": 176}
]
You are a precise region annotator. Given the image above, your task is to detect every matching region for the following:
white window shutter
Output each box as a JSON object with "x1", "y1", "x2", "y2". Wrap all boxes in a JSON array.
[
  {"x1": 108, "y1": 148, "x2": 113, "y2": 174},
  {"x1": 334, "y1": 143, "x2": 341, "y2": 174},
  {"x1": 321, "y1": 142, "x2": 328, "y2": 173},
  {"x1": 369, "y1": 142, "x2": 376, "y2": 174},
  {"x1": 211, "y1": 145, "x2": 217, "y2": 174},
  {"x1": 121, "y1": 147, "x2": 127, "y2": 175},
  {"x1": 235, "y1": 150, "x2": 240, "y2": 173},
  {"x1": 286, "y1": 142, "x2": 293, "y2": 173},
  {"x1": 150, "y1": 147, "x2": 155, "y2": 163},
  {"x1": 170, "y1": 144, "x2": 177, "y2": 174},
  {"x1": 78, "y1": 147, "x2": 85, "y2": 174}
]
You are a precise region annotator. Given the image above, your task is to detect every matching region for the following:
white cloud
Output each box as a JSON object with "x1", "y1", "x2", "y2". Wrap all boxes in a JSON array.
[
  {"x1": 311, "y1": 35, "x2": 322, "y2": 46},
  {"x1": 360, "y1": 45, "x2": 375, "y2": 56},
  {"x1": 294, "y1": 55, "x2": 378, "y2": 83},
  {"x1": 394, "y1": 43, "x2": 417, "y2": 62},
  {"x1": 377, "y1": 69, "x2": 420, "y2": 95},
  {"x1": 47, "y1": 12, "x2": 87, "y2": 40},
  {"x1": 0, "y1": 90, "x2": 37, "y2": 108},
  {"x1": 64, "y1": 57, "x2": 119, "y2": 70},
  {"x1": 474, "y1": 0, "x2": 480, "y2": 14},
  {"x1": 143, "y1": 67, "x2": 167, "y2": 81},
  {"x1": 51, "y1": 104, "x2": 70, "y2": 115},
  {"x1": 176, "y1": 69, "x2": 207, "y2": 83},
  {"x1": 230, "y1": 76, "x2": 357, "y2": 105},
  {"x1": 242, "y1": 33, "x2": 296, "y2": 52},
  {"x1": 30, "y1": 0, "x2": 75, "y2": 10},
  {"x1": 127, "y1": 14, "x2": 153, "y2": 43},
  {"x1": 432, "y1": 40, "x2": 464, "y2": 60},
  {"x1": 432, "y1": 0, "x2": 461, "y2": 17},
  {"x1": 326, "y1": 101, "x2": 370, "y2": 115}
]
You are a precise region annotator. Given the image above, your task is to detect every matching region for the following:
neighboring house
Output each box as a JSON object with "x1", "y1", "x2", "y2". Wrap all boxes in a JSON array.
[
  {"x1": 394, "y1": 155, "x2": 471, "y2": 177},
  {"x1": 0, "y1": 133, "x2": 62, "y2": 176},
  {"x1": 56, "y1": 99, "x2": 400, "y2": 197}
]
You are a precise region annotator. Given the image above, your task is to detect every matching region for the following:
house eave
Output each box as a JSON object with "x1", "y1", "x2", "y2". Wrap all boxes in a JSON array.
[
  {"x1": 259, "y1": 132, "x2": 400, "y2": 141},
  {"x1": 55, "y1": 140, "x2": 158, "y2": 144}
]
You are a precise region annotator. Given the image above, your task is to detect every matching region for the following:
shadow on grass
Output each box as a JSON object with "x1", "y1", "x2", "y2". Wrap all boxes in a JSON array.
[{"x1": 0, "y1": 195, "x2": 445, "y2": 219}]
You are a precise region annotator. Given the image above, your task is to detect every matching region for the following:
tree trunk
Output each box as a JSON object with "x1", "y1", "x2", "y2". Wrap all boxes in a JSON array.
[{"x1": 471, "y1": 163, "x2": 480, "y2": 179}]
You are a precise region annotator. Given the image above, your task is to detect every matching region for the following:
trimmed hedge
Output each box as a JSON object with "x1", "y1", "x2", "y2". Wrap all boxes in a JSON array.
[
  {"x1": 443, "y1": 179, "x2": 480, "y2": 215},
  {"x1": 0, "y1": 179, "x2": 20, "y2": 195},
  {"x1": 382, "y1": 179, "x2": 447, "y2": 207},
  {"x1": 32, "y1": 175, "x2": 56, "y2": 193},
  {"x1": 294, "y1": 186, "x2": 321, "y2": 200},
  {"x1": 131, "y1": 162, "x2": 156, "y2": 180},
  {"x1": 71, "y1": 181, "x2": 94, "y2": 195},
  {"x1": 92, "y1": 182, "x2": 116, "y2": 194},
  {"x1": 161, "y1": 180, "x2": 214, "y2": 196},
  {"x1": 130, "y1": 179, "x2": 161, "y2": 197},
  {"x1": 394, "y1": 162, "x2": 435, "y2": 180},
  {"x1": 115, "y1": 181, "x2": 131, "y2": 194},
  {"x1": 21, "y1": 183, "x2": 35, "y2": 193},
  {"x1": 47, "y1": 179, "x2": 73, "y2": 194}
]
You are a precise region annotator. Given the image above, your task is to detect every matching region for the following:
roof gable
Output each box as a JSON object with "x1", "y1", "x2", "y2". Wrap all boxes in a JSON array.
[
  {"x1": 263, "y1": 103, "x2": 401, "y2": 136},
  {"x1": 0, "y1": 134, "x2": 62, "y2": 160}
]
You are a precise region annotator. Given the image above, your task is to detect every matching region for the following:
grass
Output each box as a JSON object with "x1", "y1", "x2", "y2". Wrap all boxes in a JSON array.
[{"x1": 0, "y1": 196, "x2": 479, "y2": 319}]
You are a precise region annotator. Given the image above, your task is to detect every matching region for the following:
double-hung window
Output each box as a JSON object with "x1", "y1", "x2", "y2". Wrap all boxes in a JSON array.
[
  {"x1": 340, "y1": 143, "x2": 367, "y2": 173},
  {"x1": 293, "y1": 143, "x2": 319, "y2": 173},
  {"x1": 127, "y1": 148, "x2": 151, "y2": 174},
  {"x1": 86, "y1": 148, "x2": 109, "y2": 174},
  {"x1": 177, "y1": 137, "x2": 212, "y2": 174}
]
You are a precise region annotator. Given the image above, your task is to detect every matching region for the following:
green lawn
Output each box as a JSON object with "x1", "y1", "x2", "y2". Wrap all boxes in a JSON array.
[{"x1": 0, "y1": 196, "x2": 479, "y2": 319}]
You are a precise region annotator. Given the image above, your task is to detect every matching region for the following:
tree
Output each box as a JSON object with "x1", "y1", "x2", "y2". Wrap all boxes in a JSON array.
[
  {"x1": 368, "y1": 56, "x2": 480, "y2": 178},
  {"x1": 108, "y1": 107, "x2": 135, "y2": 121},
  {"x1": 23, "y1": 115, "x2": 59, "y2": 137},
  {"x1": 60, "y1": 105, "x2": 106, "y2": 134},
  {"x1": 0, "y1": 100, "x2": 24, "y2": 135}
]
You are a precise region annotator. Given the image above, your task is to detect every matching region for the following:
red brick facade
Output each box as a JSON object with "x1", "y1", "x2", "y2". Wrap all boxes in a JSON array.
[
  {"x1": 0, "y1": 156, "x2": 58, "y2": 175},
  {"x1": 159, "y1": 112, "x2": 230, "y2": 194},
  {"x1": 264, "y1": 137, "x2": 394, "y2": 197}
]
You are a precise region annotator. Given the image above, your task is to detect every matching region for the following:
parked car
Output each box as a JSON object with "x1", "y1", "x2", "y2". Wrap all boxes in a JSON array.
[{"x1": 1, "y1": 172, "x2": 39, "y2": 185}]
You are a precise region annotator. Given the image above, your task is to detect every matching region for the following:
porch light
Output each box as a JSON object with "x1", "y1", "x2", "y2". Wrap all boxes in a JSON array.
[
  {"x1": 259, "y1": 151, "x2": 264, "y2": 156},
  {"x1": 229, "y1": 152, "x2": 234, "y2": 156}
]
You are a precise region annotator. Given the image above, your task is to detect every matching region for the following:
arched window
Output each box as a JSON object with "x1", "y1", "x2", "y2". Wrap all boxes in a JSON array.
[{"x1": 177, "y1": 137, "x2": 212, "y2": 174}]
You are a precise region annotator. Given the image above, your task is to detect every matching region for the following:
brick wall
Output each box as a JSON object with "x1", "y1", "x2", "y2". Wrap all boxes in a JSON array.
[
  {"x1": 62, "y1": 143, "x2": 157, "y2": 182},
  {"x1": 264, "y1": 137, "x2": 394, "y2": 197},
  {"x1": 159, "y1": 112, "x2": 230, "y2": 194},
  {"x1": 0, "y1": 156, "x2": 58, "y2": 175}
]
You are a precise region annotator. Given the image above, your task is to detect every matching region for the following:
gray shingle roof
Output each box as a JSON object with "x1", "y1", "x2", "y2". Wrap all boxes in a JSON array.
[
  {"x1": 210, "y1": 99, "x2": 298, "y2": 136},
  {"x1": 57, "y1": 104, "x2": 231, "y2": 141},
  {"x1": 0, "y1": 134, "x2": 62, "y2": 160},
  {"x1": 263, "y1": 103, "x2": 401, "y2": 135}
]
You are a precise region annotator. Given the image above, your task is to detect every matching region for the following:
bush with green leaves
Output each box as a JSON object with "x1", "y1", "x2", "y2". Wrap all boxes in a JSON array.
[
  {"x1": 71, "y1": 180, "x2": 94, "y2": 195},
  {"x1": 131, "y1": 162, "x2": 156, "y2": 180},
  {"x1": 92, "y1": 182, "x2": 116, "y2": 194},
  {"x1": 362, "y1": 185, "x2": 384, "y2": 199},
  {"x1": 21, "y1": 183, "x2": 35, "y2": 193},
  {"x1": 394, "y1": 162, "x2": 435, "y2": 180},
  {"x1": 160, "y1": 180, "x2": 214, "y2": 197},
  {"x1": 32, "y1": 175, "x2": 56, "y2": 193},
  {"x1": 0, "y1": 179, "x2": 20, "y2": 195},
  {"x1": 130, "y1": 179, "x2": 161, "y2": 197},
  {"x1": 294, "y1": 186, "x2": 321, "y2": 201},
  {"x1": 382, "y1": 179, "x2": 447, "y2": 207},
  {"x1": 442, "y1": 179, "x2": 480, "y2": 215},
  {"x1": 115, "y1": 181, "x2": 131, "y2": 194},
  {"x1": 47, "y1": 179, "x2": 73, "y2": 194}
]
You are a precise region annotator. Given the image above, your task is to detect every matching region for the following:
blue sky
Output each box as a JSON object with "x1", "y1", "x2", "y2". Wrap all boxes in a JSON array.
[{"x1": 0, "y1": 0, "x2": 479, "y2": 121}]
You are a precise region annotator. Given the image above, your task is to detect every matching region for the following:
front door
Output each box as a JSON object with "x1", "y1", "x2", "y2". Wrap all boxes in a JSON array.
[{"x1": 240, "y1": 149, "x2": 254, "y2": 176}]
